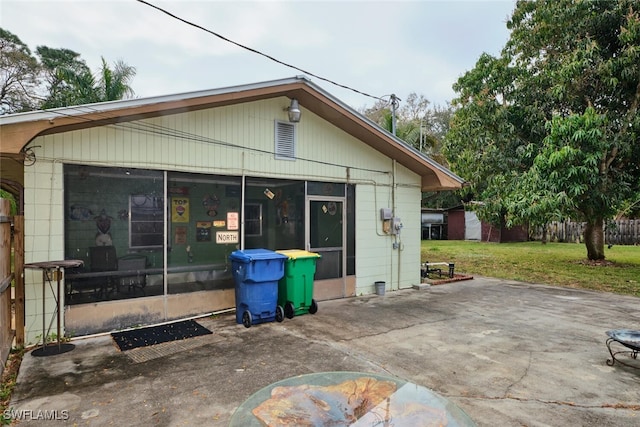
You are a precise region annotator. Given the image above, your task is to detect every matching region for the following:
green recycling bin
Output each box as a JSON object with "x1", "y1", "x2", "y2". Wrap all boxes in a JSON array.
[{"x1": 276, "y1": 250, "x2": 321, "y2": 318}]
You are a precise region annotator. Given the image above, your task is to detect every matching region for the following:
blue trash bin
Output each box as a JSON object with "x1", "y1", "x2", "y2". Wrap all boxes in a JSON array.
[{"x1": 229, "y1": 249, "x2": 288, "y2": 328}]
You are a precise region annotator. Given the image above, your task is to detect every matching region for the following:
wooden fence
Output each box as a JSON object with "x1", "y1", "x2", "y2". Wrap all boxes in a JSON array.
[
  {"x1": 1, "y1": 199, "x2": 14, "y2": 367},
  {"x1": 532, "y1": 219, "x2": 640, "y2": 245},
  {"x1": 1, "y1": 199, "x2": 24, "y2": 368}
]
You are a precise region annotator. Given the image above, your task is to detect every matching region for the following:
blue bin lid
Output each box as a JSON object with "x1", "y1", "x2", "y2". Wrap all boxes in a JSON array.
[{"x1": 229, "y1": 249, "x2": 288, "y2": 263}]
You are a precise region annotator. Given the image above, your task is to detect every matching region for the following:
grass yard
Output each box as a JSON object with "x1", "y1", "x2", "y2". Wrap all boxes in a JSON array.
[{"x1": 421, "y1": 240, "x2": 640, "y2": 297}]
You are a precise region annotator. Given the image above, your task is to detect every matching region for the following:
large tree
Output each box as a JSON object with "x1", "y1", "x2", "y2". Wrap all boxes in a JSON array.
[
  {"x1": 95, "y1": 57, "x2": 136, "y2": 102},
  {"x1": 0, "y1": 28, "x2": 40, "y2": 113},
  {"x1": 38, "y1": 51, "x2": 136, "y2": 108},
  {"x1": 0, "y1": 27, "x2": 136, "y2": 113},
  {"x1": 445, "y1": 0, "x2": 640, "y2": 260},
  {"x1": 37, "y1": 46, "x2": 94, "y2": 108}
]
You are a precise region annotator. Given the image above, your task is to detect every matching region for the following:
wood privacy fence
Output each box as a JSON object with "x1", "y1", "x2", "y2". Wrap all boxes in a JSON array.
[
  {"x1": 1, "y1": 199, "x2": 24, "y2": 368},
  {"x1": 1, "y1": 199, "x2": 14, "y2": 367},
  {"x1": 532, "y1": 219, "x2": 640, "y2": 245}
]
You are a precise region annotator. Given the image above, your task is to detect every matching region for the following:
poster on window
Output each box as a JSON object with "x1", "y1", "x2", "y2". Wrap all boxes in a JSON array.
[
  {"x1": 174, "y1": 226, "x2": 187, "y2": 245},
  {"x1": 227, "y1": 212, "x2": 239, "y2": 230},
  {"x1": 196, "y1": 221, "x2": 212, "y2": 241},
  {"x1": 172, "y1": 198, "x2": 190, "y2": 222}
]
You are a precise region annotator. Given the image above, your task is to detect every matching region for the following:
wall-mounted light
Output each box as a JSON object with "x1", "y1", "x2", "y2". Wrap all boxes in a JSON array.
[{"x1": 286, "y1": 98, "x2": 301, "y2": 123}]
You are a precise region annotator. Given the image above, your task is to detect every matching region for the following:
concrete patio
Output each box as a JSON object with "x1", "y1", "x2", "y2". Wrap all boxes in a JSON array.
[{"x1": 8, "y1": 276, "x2": 640, "y2": 426}]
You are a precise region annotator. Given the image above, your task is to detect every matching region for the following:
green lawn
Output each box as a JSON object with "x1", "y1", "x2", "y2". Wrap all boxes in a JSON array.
[{"x1": 421, "y1": 240, "x2": 640, "y2": 297}]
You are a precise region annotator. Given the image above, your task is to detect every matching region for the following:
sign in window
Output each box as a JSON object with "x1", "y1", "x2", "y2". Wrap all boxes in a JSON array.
[{"x1": 216, "y1": 231, "x2": 239, "y2": 244}]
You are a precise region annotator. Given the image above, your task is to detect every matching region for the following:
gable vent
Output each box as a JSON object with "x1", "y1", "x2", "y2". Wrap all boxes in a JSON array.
[{"x1": 275, "y1": 120, "x2": 296, "y2": 160}]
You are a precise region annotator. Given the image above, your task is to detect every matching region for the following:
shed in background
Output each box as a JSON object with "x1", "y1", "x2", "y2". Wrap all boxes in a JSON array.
[
  {"x1": 421, "y1": 209, "x2": 447, "y2": 240},
  {"x1": 447, "y1": 207, "x2": 528, "y2": 242}
]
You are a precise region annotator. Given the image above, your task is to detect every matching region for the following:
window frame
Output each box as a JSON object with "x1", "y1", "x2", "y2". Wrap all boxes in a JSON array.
[{"x1": 244, "y1": 203, "x2": 263, "y2": 237}]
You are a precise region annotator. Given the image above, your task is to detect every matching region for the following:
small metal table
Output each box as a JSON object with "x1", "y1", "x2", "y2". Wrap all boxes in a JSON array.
[
  {"x1": 606, "y1": 329, "x2": 640, "y2": 369},
  {"x1": 24, "y1": 260, "x2": 83, "y2": 356}
]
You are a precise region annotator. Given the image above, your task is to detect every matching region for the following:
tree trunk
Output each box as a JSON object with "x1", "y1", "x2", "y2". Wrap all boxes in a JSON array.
[{"x1": 584, "y1": 219, "x2": 605, "y2": 260}]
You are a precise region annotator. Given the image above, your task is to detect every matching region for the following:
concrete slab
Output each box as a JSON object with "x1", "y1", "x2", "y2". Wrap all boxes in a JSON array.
[{"x1": 8, "y1": 276, "x2": 640, "y2": 426}]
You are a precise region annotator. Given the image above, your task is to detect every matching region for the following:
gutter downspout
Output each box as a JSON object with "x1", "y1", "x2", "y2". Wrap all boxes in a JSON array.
[{"x1": 393, "y1": 159, "x2": 400, "y2": 291}]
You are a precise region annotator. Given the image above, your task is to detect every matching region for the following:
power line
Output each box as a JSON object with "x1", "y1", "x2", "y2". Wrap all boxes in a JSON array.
[{"x1": 135, "y1": 0, "x2": 387, "y2": 103}]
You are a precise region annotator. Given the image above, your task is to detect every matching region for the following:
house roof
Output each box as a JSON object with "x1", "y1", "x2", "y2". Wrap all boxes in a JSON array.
[{"x1": 0, "y1": 76, "x2": 464, "y2": 191}]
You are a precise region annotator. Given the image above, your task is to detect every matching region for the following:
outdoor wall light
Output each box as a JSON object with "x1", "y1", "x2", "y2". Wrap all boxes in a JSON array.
[{"x1": 286, "y1": 98, "x2": 301, "y2": 123}]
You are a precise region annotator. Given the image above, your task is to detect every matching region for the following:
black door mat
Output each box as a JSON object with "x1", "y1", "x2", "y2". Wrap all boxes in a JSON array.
[
  {"x1": 31, "y1": 343, "x2": 76, "y2": 357},
  {"x1": 111, "y1": 319, "x2": 212, "y2": 351}
]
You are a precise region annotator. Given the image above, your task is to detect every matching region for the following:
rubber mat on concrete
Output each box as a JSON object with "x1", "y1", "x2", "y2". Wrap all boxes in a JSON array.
[
  {"x1": 124, "y1": 332, "x2": 224, "y2": 363},
  {"x1": 111, "y1": 319, "x2": 212, "y2": 351}
]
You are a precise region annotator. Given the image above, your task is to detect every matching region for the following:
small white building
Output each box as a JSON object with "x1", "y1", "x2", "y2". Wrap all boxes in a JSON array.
[{"x1": 0, "y1": 77, "x2": 463, "y2": 343}]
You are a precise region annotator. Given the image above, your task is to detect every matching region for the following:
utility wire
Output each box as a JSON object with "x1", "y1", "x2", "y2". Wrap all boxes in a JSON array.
[{"x1": 136, "y1": 0, "x2": 387, "y2": 103}]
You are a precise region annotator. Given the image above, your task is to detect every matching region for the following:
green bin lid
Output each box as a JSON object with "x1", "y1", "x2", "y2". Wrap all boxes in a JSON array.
[{"x1": 276, "y1": 249, "x2": 321, "y2": 259}]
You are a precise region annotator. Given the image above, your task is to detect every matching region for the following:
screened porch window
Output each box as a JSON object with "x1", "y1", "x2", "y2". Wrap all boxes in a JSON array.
[{"x1": 62, "y1": 165, "x2": 354, "y2": 305}]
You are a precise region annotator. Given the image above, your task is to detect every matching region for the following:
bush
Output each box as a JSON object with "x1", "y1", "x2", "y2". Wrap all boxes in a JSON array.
[{"x1": 0, "y1": 190, "x2": 17, "y2": 215}]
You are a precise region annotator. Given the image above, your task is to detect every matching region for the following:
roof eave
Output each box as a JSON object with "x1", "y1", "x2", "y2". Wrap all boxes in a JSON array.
[{"x1": 0, "y1": 76, "x2": 465, "y2": 190}]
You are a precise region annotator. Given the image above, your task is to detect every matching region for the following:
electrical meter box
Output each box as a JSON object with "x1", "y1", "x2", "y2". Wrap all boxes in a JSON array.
[
  {"x1": 391, "y1": 217, "x2": 403, "y2": 235},
  {"x1": 380, "y1": 208, "x2": 392, "y2": 220}
]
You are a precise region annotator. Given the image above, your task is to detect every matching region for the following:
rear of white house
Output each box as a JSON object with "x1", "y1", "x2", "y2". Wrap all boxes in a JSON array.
[{"x1": 0, "y1": 77, "x2": 463, "y2": 343}]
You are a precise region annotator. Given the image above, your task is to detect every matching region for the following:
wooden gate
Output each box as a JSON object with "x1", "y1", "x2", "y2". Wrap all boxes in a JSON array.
[{"x1": 1, "y1": 199, "x2": 24, "y2": 368}]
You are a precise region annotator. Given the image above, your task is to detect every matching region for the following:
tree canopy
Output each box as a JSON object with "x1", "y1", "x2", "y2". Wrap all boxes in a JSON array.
[
  {"x1": 0, "y1": 28, "x2": 40, "y2": 113},
  {"x1": 362, "y1": 93, "x2": 454, "y2": 165},
  {"x1": 0, "y1": 28, "x2": 136, "y2": 113},
  {"x1": 444, "y1": 0, "x2": 640, "y2": 260}
]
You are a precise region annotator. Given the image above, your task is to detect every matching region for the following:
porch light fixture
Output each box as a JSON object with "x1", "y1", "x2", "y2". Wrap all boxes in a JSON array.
[{"x1": 286, "y1": 98, "x2": 301, "y2": 123}]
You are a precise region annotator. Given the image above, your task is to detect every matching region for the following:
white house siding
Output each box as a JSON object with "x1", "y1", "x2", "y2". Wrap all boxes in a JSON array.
[
  {"x1": 22, "y1": 97, "x2": 424, "y2": 343},
  {"x1": 392, "y1": 180, "x2": 423, "y2": 289},
  {"x1": 354, "y1": 166, "x2": 422, "y2": 296},
  {"x1": 35, "y1": 98, "x2": 407, "y2": 185},
  {"x1": 23, "y1": 160, "x2": 66, "y2": 345}
]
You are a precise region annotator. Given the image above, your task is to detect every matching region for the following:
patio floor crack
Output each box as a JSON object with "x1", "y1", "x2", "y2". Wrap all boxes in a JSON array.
[
  {"x1": 451, "y1": 394, "x2": 640, "y2": 411},
  {"x1": 503, "y1": 350, "x2": 532, "y2": 398}
]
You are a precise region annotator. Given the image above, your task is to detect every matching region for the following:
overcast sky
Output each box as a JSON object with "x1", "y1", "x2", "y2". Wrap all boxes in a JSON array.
[{"x1": 1, "y1": 0, "x2": 516, "y2": 110}]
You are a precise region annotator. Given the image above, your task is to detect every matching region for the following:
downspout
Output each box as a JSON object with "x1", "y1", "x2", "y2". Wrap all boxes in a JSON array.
[{"x1": 393, "y1": 159, "x2": 400, "y2": 291}]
